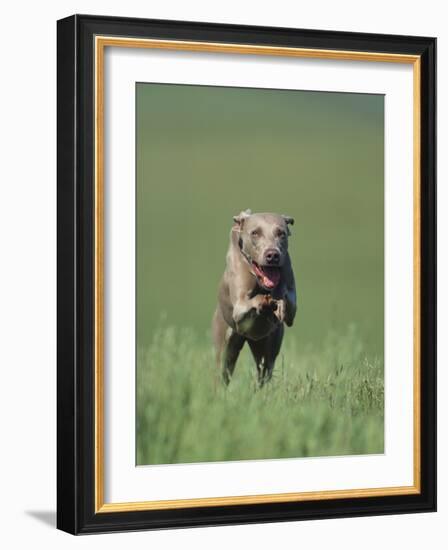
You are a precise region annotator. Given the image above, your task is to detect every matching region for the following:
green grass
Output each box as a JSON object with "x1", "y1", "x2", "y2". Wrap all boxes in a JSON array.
[{"x1": 136, "y1": 324, "x2": 384, "y2": 465}]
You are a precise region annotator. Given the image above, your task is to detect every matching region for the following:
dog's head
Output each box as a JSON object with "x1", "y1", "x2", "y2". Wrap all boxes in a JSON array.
[{"x1": 233, "y1": 209, "x2": 294, "y2": 291}]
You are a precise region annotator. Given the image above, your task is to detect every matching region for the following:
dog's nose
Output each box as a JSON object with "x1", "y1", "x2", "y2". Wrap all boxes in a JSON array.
[{"x1": 264, "y1": 249, "x2": 280, "y2": 265}]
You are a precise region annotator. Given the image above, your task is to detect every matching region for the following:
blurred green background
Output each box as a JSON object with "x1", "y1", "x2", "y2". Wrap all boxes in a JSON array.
[
  {"x1": 136, "y1": 83, "x2": 384, "y2": 465},
  {"x1": 136, "y1": 83, "x2": 384, "y2": 354}
]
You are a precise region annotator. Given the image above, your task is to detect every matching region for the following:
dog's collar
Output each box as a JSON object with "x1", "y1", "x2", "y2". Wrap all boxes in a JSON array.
[
  {"x1": 237, "y1": 234, "x2": 253, "y2": 266},
  {"x1": 234, "y1": 230, "x2": 258, "y2": 278}
]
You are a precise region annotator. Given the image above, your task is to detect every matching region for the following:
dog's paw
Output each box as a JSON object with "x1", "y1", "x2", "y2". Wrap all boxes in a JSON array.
[{"x1": 255, "y1": 294, "x2": 277, "y2": 313}]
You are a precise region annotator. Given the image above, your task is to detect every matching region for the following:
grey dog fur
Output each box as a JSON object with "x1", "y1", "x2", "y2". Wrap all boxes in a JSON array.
[{"x1": 212, "y1": 210, "x2": 297, "y2": 385}]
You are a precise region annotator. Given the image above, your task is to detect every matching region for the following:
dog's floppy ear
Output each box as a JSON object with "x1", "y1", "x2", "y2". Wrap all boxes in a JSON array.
[
  {"x1": 233, "y1": 209, "x2": 252, "y2": 228},
  {"x1": 282, "y1": 215, "x2": 294, "y2": 235}
]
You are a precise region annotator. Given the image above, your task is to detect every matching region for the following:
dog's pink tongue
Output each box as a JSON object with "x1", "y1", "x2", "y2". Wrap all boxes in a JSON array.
[{"x1": 262, "y1": 267, "x2": 280, "y2": 289}]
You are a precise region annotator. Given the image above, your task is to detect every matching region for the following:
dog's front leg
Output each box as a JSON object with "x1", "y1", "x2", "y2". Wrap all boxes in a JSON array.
[
  {"x1": 283, "y1": 287, "x2": 297, "y2": 327},
  {"x1": 272, "y1": 286, "x2": 296, "y2": 326}
]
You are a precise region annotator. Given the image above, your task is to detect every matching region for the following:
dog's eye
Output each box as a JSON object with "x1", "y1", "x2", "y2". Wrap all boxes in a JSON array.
[
  {"x1": 251, "y1": 230, "x2": 260, "y2": 238},
  {"x1": 276, "y1": 230, "x2": 286, "y2": 238}
]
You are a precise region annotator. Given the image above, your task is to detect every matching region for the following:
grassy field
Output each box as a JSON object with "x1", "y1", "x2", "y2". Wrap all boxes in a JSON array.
[{"x1": 136, "y1": 324, "x2": 384, "y2": 465}]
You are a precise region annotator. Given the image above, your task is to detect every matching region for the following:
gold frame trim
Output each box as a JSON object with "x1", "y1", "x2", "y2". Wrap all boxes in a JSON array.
[{"x1": 94, "y1": 36, "x2": 421, "y2": 513}]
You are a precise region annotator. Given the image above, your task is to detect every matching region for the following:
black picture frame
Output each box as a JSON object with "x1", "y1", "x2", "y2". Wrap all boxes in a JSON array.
[{"x1": 57, "y1": 14, "x2": 436, "y2": 535}]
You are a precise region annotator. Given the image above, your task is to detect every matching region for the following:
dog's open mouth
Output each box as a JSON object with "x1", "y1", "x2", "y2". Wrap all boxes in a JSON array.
[{"x1": 252, "y1": 262, "x2": 281, "y2": 290}]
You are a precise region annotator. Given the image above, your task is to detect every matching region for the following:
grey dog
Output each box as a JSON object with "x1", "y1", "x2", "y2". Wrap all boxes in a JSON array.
[{"x1": 212, "y1": 209, "x2": 297, "y2": 385}]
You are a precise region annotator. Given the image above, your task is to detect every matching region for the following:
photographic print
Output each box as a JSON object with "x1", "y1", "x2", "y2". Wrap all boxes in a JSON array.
[
  {"x1": 58, "y1": 16, "x2": 436, "y2": 533},
  {"x1": 136, "y1": 83, "x2": 385, "y2": 466}
]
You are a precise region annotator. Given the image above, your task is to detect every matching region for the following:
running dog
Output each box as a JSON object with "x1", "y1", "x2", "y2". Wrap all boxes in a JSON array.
[{"x1": 212, "y1": 209, "x2": 297, "y2": 385}]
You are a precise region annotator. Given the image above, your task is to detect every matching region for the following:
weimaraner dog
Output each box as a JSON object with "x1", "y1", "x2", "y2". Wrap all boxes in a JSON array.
[{"x1": 212, "y1": 209, "x2": 297, "y2": 385}]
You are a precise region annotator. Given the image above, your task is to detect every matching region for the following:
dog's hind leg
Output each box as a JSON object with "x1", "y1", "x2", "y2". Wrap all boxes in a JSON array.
[
  {"x1": 212, "y1": 307, "x2": 227, "y2": 370},
  {"x1": 212, "y1": 307, "x2": 245, "y2": 385},
  {"x1": 248, "y1": 324, "x2": 284, "y2": 386},
  {"x1": 247, "y1": 337, "x2": 265, "y2": 382},
  {"x1": 222, "y1": 330, "x2": 246, "y2": 385}
]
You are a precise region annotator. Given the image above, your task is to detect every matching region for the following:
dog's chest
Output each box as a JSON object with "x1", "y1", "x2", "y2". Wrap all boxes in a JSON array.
[{"x1": 237, "y1": 306, "x2": 280, "y2": 341}]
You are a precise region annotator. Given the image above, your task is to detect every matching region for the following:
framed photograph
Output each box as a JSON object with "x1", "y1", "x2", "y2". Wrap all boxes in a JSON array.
[{"x1": 57, "y1": 14, "x2": 436, "y2": 534}]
